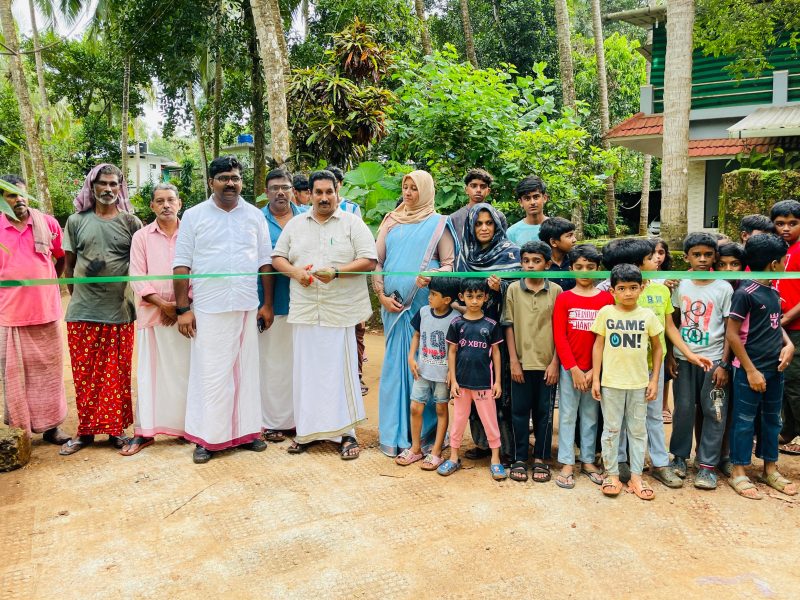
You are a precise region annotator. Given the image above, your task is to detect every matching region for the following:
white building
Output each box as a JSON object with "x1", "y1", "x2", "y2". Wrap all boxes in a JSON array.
[{"x1": 126, "y1": 142, "x2": 180, "y2": 194}]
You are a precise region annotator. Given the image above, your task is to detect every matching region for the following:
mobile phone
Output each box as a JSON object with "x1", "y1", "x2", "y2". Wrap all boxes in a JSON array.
[
  {"x1": 257, "y1": 318, "x2": 266, "y2": 332},
  {"x1": 389, "y1": 290, "x2": 403, "y2": 305}
]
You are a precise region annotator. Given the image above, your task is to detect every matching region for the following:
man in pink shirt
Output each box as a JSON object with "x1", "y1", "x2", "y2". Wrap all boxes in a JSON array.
[
  {"x1": 120, "y1": 183, "x2": 191, "y2": 456},
  {"x1": 0, "y1": 174, "x2": 70, "y2": 446}
]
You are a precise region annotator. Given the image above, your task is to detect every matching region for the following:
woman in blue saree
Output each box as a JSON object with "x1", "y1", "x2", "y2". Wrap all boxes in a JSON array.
[{"x1": 374, "y1": 170, "x2": 455, "y2": 457}]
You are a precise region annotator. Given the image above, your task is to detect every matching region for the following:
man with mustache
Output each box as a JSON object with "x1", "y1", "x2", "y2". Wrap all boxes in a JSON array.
[
  {"x1": 121, "y1": 183, "x2": 191, "y2": 456},
  {"x1": 272, "y1": 169, "x2": 377, "y2": 459},
  {"x1": 60, "y1": 164, "x2": 143, "y2": 455},
  {"x1": 259, "y1": 169, "x2": 303, "y2": 443},
  {"x1": 0, "y1": 174, "x2": 70, "y2": 450},
  {"x1": 173, "y1": 156, "x2": 274, "y2": 464}
]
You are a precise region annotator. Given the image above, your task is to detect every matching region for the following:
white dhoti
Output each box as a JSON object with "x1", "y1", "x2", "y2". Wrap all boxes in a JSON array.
[
  {"x1": 292, "y1": 324, "x2": 365, "y2": 444},
  {"x1": 259, "y1": 315, "x2": 295, "y2": 430},
  {"x1": 185, "y1": 309, "x2": 262, "y2": 450},
  {"x1": 135, "y1": 325, "x2": 191, "y2": 438}
]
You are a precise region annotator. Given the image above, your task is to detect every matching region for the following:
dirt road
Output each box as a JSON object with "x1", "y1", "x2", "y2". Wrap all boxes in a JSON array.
[{"x1": 2, "y1": 332, "x2": 799, "y2": 599}]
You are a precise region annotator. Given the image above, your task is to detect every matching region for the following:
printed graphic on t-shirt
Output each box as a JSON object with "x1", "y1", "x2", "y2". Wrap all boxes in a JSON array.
[
  {"x1": 678, "y1": 297, "x2": 716, "y2": 347},
  {"x1": 568, "y1": 307, "x2": 600, "y2": 331},
  {"x1": 605, "y1": 317, "x2": 647, "y2": 349},
  {"x1": 420, "y1": 329, "x2": 447, "y2": 367}
]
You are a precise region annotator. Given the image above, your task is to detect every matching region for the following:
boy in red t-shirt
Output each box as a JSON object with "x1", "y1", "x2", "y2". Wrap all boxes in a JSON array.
[
  {"x1": 552, "y1": 244, "x2": 614, "y2": 488},
  {"x1": 771, "y1": 200, "x2": 800, "y2": 454}
]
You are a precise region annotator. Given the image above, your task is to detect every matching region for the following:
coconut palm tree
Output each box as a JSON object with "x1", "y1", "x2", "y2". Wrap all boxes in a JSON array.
[
  {"x1": 661, "y1": 0, "x2": 694, "y2": 245},
  {"x1": 414, "y1": 0, "x2": 432, "y2": 55},
  {"x1": 459, "y1": 0, "x2": 478, "y2": 67}
]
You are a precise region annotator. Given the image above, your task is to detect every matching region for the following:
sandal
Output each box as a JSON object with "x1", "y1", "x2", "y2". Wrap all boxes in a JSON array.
[
  {"x1": 778, "y1": 436, "x2": 800, "y2": 455},
  {"x1": 108, "y1": 435, "x2": 131, "y2": 449},
  {"x1": 437, "y1": 459, "x2": 462, "y2": 476},
  {"x1": 531, "y1": 462, "x2": 551, "y2": 483},
  {"x1": 555, "y1": 470, "x2": 575, "y2": 489},
  {"x1": 59, "y1": 435, "x2": 94, "y2": 456},
  {"x1": 509, "y1": 461, "x2": 528, "y2": 482},
  {"x1": 728, "y1": 475, "x2": 763, "y2": 500},
  {"x1": 662, "y1": 409, "x2": 672, "y2": 424},
  {"x1": 339, "y1": 436, "x2": 360, "y2": 460},
  {"x1": 119, "y1": 436, "x2": 154, "y2": 456},
  {"x1": 757, "y1": 471, "x2": 798, "y2": 496},
  {"x1": 581, "y1": 465, "x2": 604, "y2": 485},
  {"x1": 601, "y1": 477, "x2": 624, "y2": 497},
  {"x1": 420, "y1": 454, "x2": 444, "y2": 471},
  {"x1": 42, "y1": 427, "x2": 71, "y2": 445},
  {"x1": 490, "y1": 463, "x2": 508, "y2": 481},
  {"x1": 263, "y1": 430, "x2": 285, "y2": 443},
  {"x1": 395, "y1": 448, "x2": 424, "y2": 466},
  {"x1": 287, "y1": 441, "x2": 309, "y2": 454},
  {"x1": 626, "y1": 479, "x2": 656, "y2": 501}
]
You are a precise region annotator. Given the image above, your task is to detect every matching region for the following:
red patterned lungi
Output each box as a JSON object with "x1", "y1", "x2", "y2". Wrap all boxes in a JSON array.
[{"x1": 67, "y1": 321, "x2": 134, "y2": 436}]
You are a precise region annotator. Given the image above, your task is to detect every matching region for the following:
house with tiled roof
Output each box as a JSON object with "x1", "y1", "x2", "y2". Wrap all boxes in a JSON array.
[{"x1": 605, "y1": 6, "x2": 800, "y2": 233}]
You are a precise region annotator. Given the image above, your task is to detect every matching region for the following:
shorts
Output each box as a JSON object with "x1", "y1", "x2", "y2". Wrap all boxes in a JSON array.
[{"x1": 410, "y1": 377, "x2": 450, "y2": 405}]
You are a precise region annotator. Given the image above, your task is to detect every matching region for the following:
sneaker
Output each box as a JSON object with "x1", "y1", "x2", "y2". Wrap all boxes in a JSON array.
[
  {"x1": 243, "y1": 438, "x2": 268, "y2": 452},
  {"x1": 694, "y1": 467, "x2": 718, "y2": 490},
  {"x1": 193, "y1": 445, "x2": 213, "y2": 464},
  {"x1": 618, "y1": 462, "x2": 631, "y2": 484},
  {"x1": 718, "y1": 459, "x2": 733, "y2": 478},
  {"x1": 670, "y1": 456, "x2": 688, "y2": 478},
  {"x1": 652, "y1": 466, "x2": 684, "y2": 488}
]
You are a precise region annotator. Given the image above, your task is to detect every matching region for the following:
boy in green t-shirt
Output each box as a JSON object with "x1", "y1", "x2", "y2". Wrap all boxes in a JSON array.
[
  {"x1": 599, "y1": 239, "x2": 713, "y2": 489},
  {"x1": 591, "y1": 265, "x2": 663, "y2": 500}
]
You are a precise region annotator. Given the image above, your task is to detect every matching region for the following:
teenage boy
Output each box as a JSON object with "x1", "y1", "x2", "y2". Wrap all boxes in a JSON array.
[
  {"x1": 727, "y1": 233, "x2": 797, "y2": 499},
  {"x1": 771, "y1": 200, "x2": 800, "y2": 455},
  {"x1": 396, "y1": 278, "x2": 459, "y2": 470},
  {"x1": 448, "y1": 169, "x2": 507, "y2": 244},
  {"x1": 502, "y1": 241, "x2": 562, "y2": 483},
  {"x1": 739, "y1": 214, "x2": 775, "y2": 244},
  {"x1": 670, "y1": 232, "x2": 734, "y2": 490},
  {"x1": 553, "y1": 244, "x2": 613, "y2": 489},
  {"x1": 591, "y1": 264, "x2": 663, "y2": 500},
  {"x1": 601, "y1": 238, "x2": 712, "y2": 489},
  {"x1": 507, "y1": 175, "x2": 549, "y2": 245},
  {"x1": 539, "y1": 217, "x2": 577, "y2": 291},
  {"x1": 292, "y1": 174, "x2": 311, "y2": 207}
]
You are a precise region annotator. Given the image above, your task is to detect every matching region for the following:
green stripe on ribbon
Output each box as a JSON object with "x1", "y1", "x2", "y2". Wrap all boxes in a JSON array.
[{"x1": 1, "y1": 269, "x2": 797, "y2": 288}]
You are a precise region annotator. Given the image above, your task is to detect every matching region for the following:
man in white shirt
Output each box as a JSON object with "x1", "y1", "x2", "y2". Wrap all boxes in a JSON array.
[
  {"x1": 173, "y1": 156, "x2": 275, "y2": 464},
  {"x1": 272, "y1": 170, "x2": 377, "y2": 460}
]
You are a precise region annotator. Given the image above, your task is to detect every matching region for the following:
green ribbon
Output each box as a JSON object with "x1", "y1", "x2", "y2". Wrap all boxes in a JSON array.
[{"x1": 0, "y1": 269, "x2": 797, "y2": 288}]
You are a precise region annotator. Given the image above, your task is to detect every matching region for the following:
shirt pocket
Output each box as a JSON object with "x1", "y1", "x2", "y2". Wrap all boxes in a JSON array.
[{"x1": 328, "y1": 237, "x2": 355, "y2": 264}]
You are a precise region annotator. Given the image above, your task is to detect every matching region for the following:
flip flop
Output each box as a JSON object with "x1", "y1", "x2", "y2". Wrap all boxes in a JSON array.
[
  {"x1": 263, "y1": 430, "x2": 286, "y2": 443},
  {"x1": 555, "y1": 472, "x2": 575, "y2": 489},
  {"x1": 108, "y1": 435, "x2": 132, "y2": 449},
  {"x1": 339, "y1": 436, "x2": 360, "y2": 460},
  {"x1": 119, "y1": 436, "x2": 155, "y2": 456},
  {"x1": 42, "y1": 428, "x2": 71, "y2": 445},
  {"x1": 59, "y1": 436, "x2": 94, "y2": 456},
  {"x1": 395, "y1": 448, "x2": 424, "y2": 466},
  {"x1": 581, "y1": 465, "x2": 604, "y2": 485}
]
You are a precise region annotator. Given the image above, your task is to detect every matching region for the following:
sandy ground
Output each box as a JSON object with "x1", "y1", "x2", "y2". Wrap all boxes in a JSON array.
[{"x1": 3, "y1": 328, "x2": 800, "y2": 600}]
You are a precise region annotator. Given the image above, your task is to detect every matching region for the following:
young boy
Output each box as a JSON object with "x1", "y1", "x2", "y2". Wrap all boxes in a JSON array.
[
  {"x1": 739, "y1": 214, "x2": 775, "y2": 244},
  {"x1": 441, "y1": 279, "x2": 506, "y2": 480},
  {"x1": 507, "y1": 175, "x2": 549, "y2": 246},
  {"x1": 591, "y1": 264, "x2": 663, "y2": 500},
  {"x1": 670, "y1": 232, "x2": 734, "y2": 490},
  {"x1": 539, "y1": 217, "x2": 577, "y2": 291},
  {"x1": 771, "y1": 200, "x2": 800, "y2": 455},
  {"x1": 448, "y1": 169, "x2": 508, "y2": 244},
  {"x1": 502, "y1": 241, "x2": 562, "y2": 483},
  {"x1": 727, "y1": 233, "x2": 797, "y2": 499},
  {"x1": 553, "y1": 244, "x2": 613, "y2": 489},
  {"x1": 601, "y1": 238, "x2": 712, "y2": 488},
  {"x1": 396, "y1": 278, "x2": 459, "y2": 470}
]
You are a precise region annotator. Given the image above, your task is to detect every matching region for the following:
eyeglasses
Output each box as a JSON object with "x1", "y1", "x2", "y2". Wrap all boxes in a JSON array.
[
  {"x1": 214, "y1": 175, "x2": 242, "y2": 184},
  {"x1": 268, "y1": 184, "x2": 292, "y2": 192}
]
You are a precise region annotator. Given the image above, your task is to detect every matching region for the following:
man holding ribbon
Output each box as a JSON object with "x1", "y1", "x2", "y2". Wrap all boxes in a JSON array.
[
  {"x1": 0, "y1": 174, "x2": 70, "y2": 447},
  {"x1": 173, "y1": 156, "x2": 274, "y2": 464},
  {"x1": 272, "y1": 169, "x2": 377, "y2": 459},
  {"x1": 60, "y1": 164, "x2": 142, "y2": 455}
]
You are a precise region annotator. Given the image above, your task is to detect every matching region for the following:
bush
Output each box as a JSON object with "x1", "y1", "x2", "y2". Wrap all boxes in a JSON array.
[{"x1": 719, "y1": 168, "x2": 800, "y2": 239}]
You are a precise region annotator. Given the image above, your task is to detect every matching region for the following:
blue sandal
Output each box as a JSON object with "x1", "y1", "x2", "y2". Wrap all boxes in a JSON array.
[
  {"x1": 437, "y1": 459, "x2": 462, "y2": 476},
  {"x1": 490, "y1": 463, "x2": 507, "y2": 481}
]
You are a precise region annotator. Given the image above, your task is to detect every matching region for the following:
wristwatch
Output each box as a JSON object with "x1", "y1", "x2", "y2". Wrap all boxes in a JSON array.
[
  {"x1": 334, "y1": 269, "x2": 339, "y2": 279},
  {"x1": 175, "y1": 305, "x2": 192, "y2": 315},
  {"x1": 718, "y1": 360, "x2": 731, "y2": 371}
]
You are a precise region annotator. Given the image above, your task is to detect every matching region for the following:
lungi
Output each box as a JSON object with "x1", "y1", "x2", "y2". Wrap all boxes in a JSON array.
[
  {"x1": 258, "y1": 315, "x2": 294, "y2": 430},
  {"x1": 135, "y1": 324, "x2": 191, "y2": 437},
  {"x1": 1, "y1": 321, "x2": 67, "y2": 434},
  {"x1": 184, "y1": 309, "x2": 262, "y2": 450},
  {"x1": 292, "y1": 324, "x2": 365, "y2": 444},
  {"x1": 67, "y1": 321, "x2": 134, "y2": 436}
]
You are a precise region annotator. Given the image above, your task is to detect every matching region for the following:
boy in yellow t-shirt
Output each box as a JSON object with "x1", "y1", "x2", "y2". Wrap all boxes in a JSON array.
[{"x1": 591, "y1": 264, "x2": 663, "y2": 500}]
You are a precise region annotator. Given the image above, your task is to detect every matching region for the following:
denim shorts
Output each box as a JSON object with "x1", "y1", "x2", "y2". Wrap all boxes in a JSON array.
[{"x1": 410, "y1": 377, "x2": 450, "y2": 404}]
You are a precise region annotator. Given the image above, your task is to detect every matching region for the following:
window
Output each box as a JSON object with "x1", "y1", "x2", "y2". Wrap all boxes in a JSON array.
[{"x1": 704, "y1": 159, "x2": 739, "y2": 228}]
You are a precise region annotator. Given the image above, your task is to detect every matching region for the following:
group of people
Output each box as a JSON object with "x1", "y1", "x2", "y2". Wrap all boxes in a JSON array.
[{"x1": 1, "y1": 161, "x2": 799, "y2": 502}]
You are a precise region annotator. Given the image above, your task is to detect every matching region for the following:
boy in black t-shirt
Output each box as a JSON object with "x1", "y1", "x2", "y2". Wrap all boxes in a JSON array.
[
  {"x1": 727, "y1": 234, "x2": 797, "y2": 499},
  {"x1": 440, "y1": 279, "x2": 506, "y2": 480}
]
